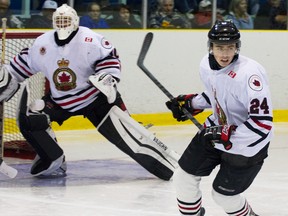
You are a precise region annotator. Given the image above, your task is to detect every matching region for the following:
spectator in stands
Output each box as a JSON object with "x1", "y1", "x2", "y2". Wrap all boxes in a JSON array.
[
  {"x1": 247, "y1": 0, "x2": 260, "y2": 19},
  {"x1": 0, "y1": 0, "x2": 23, "y2": 28},
  {"x1": 27, "y1": 0, "x2": 57, "y2": 28},
  {"x1": 215, "y1": 0, "x2": 230, "y2": 15},
  {"x1": 108, "y1": 4, "x2": 141, "y2": 28},
  {"x1": 174, "y1": 0, "x2": 198, "y2": 20},
  {"x1": 225, "y1": 0, "x2": 254, "y2": 29},
  {"x1": 254, "y1": 0, "x2": 270, "y2": 29},
  {"x1": 36, "y1": 0, "x2": 67, "y2": 10},
  {"x1": 79, "y1": 2, "x2": 109, "y2": 29},
  {"x1": 192, "y1": 0, "x2": 224, "y2": 29},
  {"x1": 269, "y1": 0, "x2": 287, "y2": 29},
  {"x1": 149, "y1": 0, "x2": 191, "y2": 28}
]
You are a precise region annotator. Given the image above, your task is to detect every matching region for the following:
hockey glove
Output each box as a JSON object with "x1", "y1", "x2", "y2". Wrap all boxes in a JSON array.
[
  {"x1": 89, "y1": 72, "x2": 118, "y2": 104},
  {"x1": 0, "y1": 65, "x2": 19, "y2": 102},
  {"x1": 200, "y1": 125, "x2": 235, "y2": 150},
  {"x1": 166, "y1": 94, "x2": 203, "y2": 122}
]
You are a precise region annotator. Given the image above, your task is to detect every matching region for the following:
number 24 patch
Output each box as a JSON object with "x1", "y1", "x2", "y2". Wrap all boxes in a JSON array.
[{"x1": 250, "y1": 98, "x2": 269, "y2": 114}]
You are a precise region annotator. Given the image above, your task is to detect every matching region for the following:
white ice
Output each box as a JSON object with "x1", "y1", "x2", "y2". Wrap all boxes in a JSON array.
[{"x1": 0, "y1": 123, "x2": 287, "y2": 216}]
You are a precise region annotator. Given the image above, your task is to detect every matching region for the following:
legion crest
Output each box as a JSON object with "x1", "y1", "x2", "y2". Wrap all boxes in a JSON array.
[{"x1": 53, "y1": 58, "x2": 77, "y2": 91}]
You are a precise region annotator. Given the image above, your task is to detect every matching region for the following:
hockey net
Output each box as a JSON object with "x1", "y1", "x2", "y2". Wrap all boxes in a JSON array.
[{"x1": 0, "y1": 32, "x2": 45, "y2": 160}]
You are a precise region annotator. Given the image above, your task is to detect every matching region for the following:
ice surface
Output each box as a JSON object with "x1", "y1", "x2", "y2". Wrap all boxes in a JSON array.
[{"x1": 0, "y1": 123, "x2": 287, "y2": 216}]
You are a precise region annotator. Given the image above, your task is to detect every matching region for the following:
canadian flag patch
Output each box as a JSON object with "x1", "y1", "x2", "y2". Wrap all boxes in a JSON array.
[
  {"x1": 85, "y1": 37, "x2": 93, "y2": 42},
  {"x1": 228, "y1": 70, "x2": 236, "y2": 78}
]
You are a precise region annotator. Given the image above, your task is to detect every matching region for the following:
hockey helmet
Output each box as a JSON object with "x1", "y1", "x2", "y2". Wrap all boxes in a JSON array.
[
  {"x1": 208, "y1": 20, "x2": 241, "y2": 53},
  {"x1": 52, "y1": 4, "x2": 79, "y2": 40}
]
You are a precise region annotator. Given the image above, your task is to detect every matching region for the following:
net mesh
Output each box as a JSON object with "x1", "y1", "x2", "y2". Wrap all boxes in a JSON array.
[{"x1": 0, "y1": 32, "x2": 44, "y2": 159}]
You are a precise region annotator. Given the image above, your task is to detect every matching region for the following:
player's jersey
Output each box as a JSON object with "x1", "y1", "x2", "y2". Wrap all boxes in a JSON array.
[
  {"x1": 193, "y1": 54, "x2": 273, "y2": 157},
  {"x1": 8, "y1": 26, "x2": 121, "y2": 112}
]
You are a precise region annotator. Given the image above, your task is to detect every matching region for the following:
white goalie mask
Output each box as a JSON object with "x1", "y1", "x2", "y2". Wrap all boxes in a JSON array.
[{"x1": 52, "y1": 4, "x2": 79, "y2": 40}]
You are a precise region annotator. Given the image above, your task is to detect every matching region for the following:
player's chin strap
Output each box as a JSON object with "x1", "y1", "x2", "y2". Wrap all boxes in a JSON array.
[
  {"x1": 89, "y1": 72, "x2": 117, "y2": 104},
  {"x1": 97, "y1": 106, "x2": 180, "y2": 181}
]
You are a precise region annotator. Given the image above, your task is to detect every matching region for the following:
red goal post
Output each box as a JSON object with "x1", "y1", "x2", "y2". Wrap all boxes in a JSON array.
[{"x1": 0, "y1": 31, "x2": 46, "y2": 160}]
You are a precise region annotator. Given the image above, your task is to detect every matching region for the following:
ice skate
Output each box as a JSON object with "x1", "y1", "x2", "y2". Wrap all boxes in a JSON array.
[{"x1": 31, "y1": 155, "x2": 66, "y2": 177}]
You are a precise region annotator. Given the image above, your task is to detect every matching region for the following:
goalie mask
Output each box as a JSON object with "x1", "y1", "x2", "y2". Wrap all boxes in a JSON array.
[{"x1": 52, "y1": 4, "x2": 79, "y2": 40}]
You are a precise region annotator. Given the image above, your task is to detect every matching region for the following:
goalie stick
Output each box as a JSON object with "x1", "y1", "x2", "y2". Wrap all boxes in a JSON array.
[
  {"x1": 137, "y1": 32, "x2": 203, "y2": 130},
  {"x1": 0, "y1": 18, "x2": 18, "y2": 178}
]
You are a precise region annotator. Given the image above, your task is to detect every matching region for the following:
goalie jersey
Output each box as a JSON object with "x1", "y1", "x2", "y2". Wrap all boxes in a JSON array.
[
  {"x1": 8, "y1": 26, "x2": 121, "y2": 112},
  {"x1": 192, "y1": 54, "x2": 273, "y2": 157}
]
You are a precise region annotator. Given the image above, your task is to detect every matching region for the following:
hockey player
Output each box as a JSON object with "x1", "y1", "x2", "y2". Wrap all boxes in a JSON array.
[
  {"x1": 0, "y1": 4, "x2": 179, "y2": 180},
  {"x1": 166, "y1": 20, "x2": 273, "y2": 215}
]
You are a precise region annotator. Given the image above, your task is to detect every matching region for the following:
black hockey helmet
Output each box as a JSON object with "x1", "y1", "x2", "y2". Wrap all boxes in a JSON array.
[
  {"x1": 208, "y1": 20, "x2": 241, "y2": 46},
  {"x1": 207, "y1": 20, "x2": 241, "y2": 70}
]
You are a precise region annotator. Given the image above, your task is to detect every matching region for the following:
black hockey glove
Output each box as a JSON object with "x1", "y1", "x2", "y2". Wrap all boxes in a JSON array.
[
  {"x1": 166, "y1": 94, "x2": 203, "y2": 122},
  {"x1": 200, "y1": 125, "x2": 235, "y2": 150}
]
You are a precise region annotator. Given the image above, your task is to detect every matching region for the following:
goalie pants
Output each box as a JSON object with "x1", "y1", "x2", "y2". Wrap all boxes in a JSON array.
[
  {"x1": 41, "y1": 92, "x2": 174, "y2": 180},
  {"x1": 42, "y1": 92, "x2": 126, "y2": 127}
]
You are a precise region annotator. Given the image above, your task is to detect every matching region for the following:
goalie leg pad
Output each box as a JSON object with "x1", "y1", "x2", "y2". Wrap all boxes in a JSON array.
[
  {"x1": 17, "y1": 83, "x2": 64, "y2": 175},
  {"x1": 97, "y1": 106, "x2": 180, "y2": 180}
]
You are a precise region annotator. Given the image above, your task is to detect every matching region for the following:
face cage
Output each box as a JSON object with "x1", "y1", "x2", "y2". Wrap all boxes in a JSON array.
[{"x1": 55, "y1": 16, "x2": 72, "y2": 29}]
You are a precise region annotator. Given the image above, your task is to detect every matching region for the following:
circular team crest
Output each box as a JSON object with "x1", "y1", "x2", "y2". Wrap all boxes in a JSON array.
[
  {"x1": 53, "y1": 69, "x2": 77, "y2": 91},
  {"x1": 101, "y1": 38, "x2": 112, "y2": 49},
  {"x1": 248, "y1": 75, "x2": 263, "y2": 91},
  {"x1": 53, "y1": 58, "x2": 77, "y2": 91}
]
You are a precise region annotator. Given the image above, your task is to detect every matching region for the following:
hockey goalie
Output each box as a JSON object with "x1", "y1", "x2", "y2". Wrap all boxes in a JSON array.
[{"x1": 0, "y1": 4, "x2": 179, "y2": 179}]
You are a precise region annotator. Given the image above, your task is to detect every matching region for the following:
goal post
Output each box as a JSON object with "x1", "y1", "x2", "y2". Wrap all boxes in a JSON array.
[{"x1": 0, "y1": 31, "x2": 46, "y2": 160}]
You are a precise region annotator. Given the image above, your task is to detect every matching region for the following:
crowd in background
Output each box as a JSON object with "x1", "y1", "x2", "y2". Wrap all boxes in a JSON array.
[{"x1": 0, "y1": 0, "x2": 287, "y2": 30}]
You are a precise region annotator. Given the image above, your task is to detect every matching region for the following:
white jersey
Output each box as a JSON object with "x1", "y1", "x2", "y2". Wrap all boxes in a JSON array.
[
  {"x1": 192, "y1": 54, "x2": 273, "y2": 157},
  {"x1": 8, "y1": 26, "x2": 121, "y2": 112}
]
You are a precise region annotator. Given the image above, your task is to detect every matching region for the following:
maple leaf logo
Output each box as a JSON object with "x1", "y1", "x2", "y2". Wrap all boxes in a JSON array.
[
  {"x1": 59, "y1": 72, "x2": 71, "y2": 83},
  {"x1": 253, "y1": 79, "x2": 260, "y2": 86}
]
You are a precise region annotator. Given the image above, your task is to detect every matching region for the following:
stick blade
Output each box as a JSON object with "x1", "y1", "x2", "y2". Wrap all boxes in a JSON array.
[
  {"x1": 0, "y1": 159, "x2": 18, "y2": 178},
  {"x1": 137, "y1": 32, "x2": 153, "y2": 67}
]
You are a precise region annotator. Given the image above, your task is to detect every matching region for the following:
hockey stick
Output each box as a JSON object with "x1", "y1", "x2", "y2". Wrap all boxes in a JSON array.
[
  {"x1": 137, "y1": 32, "x2": 203, "y2": 130},
  {"x1": 0, "y1": 18, "x2": 18, "y2": 178}
]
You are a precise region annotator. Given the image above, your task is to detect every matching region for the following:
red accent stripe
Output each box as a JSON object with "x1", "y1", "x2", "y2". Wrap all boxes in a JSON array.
[
  {"x1": 235, "y1": 204, "x2": 249, "y2": 216},
  {"x1": 97, "y1": 61, "x2": 120, "y2": 67},
  {"x1": 252, "y1": 118, "x2": 272, "y2": 130},
  {"x1": 14, "y1": 56, "x2": 33, "y2": 76},
  {"x1": 178, "y1": 201, "x2": 202, "y2": 211},
  {"x1": 58, "y1": 88, "x2": 98, "y2": 106}
]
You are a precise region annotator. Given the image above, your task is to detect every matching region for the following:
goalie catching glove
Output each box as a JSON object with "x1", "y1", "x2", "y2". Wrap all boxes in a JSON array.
[
  {"x1": 0, "y1": 65, "x2": 19, "y2": 102},
  {"x1": 89, "y1": 72, "x2": 118, "y2": 104},
  {"x1": 199, "y1": 125, "x2": 236, "y2": 150},
  {"x1": 166, "y1": 94, "x2": 203, "y2": 121}
]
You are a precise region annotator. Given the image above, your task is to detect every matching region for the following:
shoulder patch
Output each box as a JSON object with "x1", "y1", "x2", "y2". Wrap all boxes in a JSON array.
[
  {"x1": 85, "y1": 37, "x2": 93, "y2": 42},
  {"x1": 101, "y1": 38, "x2": 112, "y2": 49},
  {"x1": 248, "y1": 74, "x2": 263, "y2": 91}
]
